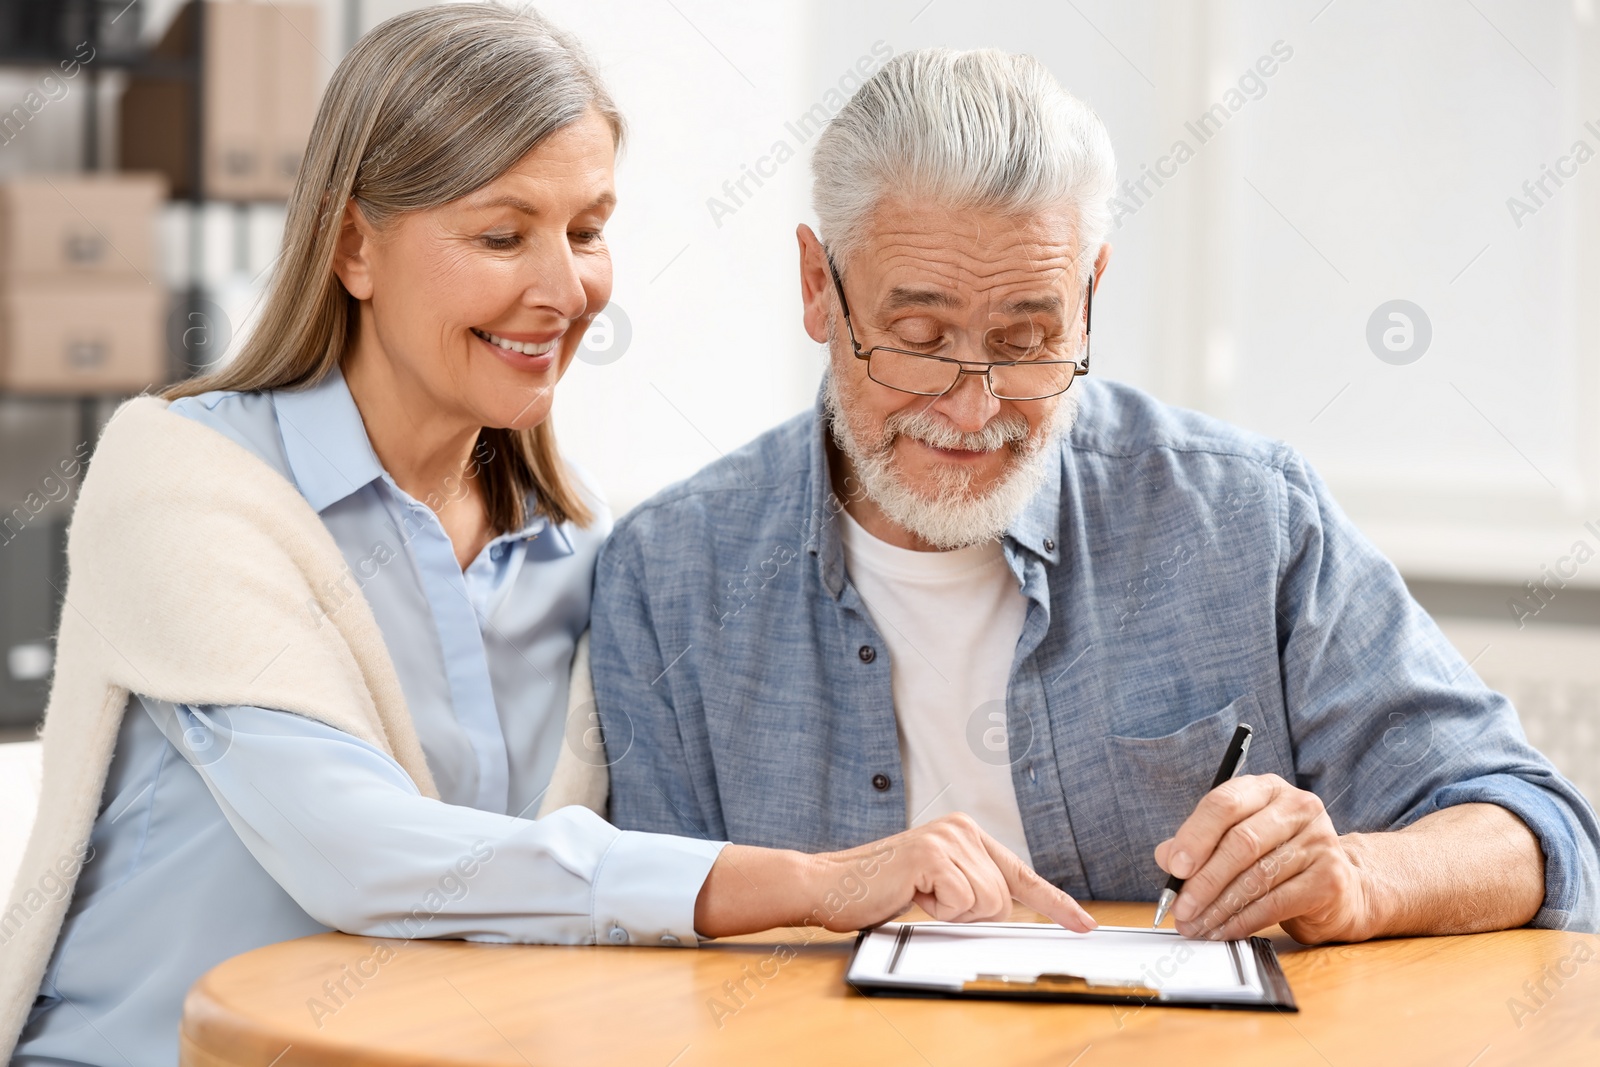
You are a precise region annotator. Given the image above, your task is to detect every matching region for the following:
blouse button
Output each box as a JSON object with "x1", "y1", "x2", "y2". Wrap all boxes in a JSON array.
[
  {"x1": 659, "y1": 934, "x2": 681, "y2": 946},
  {"x1": 1043, "y1": 537, "x2": 1056, "y2": 552},
  {"x1": 858, "y1": 645, "x2": 876, "y2": 664},
  {"x1": 871, "y1": 773, "x2": 891, "y2": 792},
  {"x1": 608, "y1": 926, "x2": 629, "y2": 944}
]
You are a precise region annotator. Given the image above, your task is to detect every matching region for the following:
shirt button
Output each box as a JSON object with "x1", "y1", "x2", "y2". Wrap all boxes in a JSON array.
[
  {"x1": 858, "y1": 645, "x2": 876, "y2": 663},
  {"x1": 1043, "y1": 538, "x2": 1056, "y2": 552},
  {"x1": 659, "y1": 934, "x2": 681, "y2": 946},
  {"x1": 871, "y1": 773, "x2": 891, "y2": 792},
  {"x1": 608, "y1": 926, "x2": 629, "y2": 944}
]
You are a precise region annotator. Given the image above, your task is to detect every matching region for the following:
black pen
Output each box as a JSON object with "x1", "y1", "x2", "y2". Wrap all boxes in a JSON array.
[{"x1": 1152, "y1": 722, "x2": 1254, "y2": 928}]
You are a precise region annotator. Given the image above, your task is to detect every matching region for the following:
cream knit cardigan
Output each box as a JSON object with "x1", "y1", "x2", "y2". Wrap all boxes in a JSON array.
[{"x1": 0, "y1": 395, "x2": 608, "y2": 1060}]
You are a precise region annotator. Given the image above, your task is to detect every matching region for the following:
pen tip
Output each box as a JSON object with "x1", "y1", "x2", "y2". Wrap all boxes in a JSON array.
[{"x1": 1152, "y1": 889, "x2": 1174, "y2": 928}]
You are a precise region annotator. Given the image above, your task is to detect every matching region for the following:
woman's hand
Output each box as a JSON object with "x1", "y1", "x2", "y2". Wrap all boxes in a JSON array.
[{"x1": 693, "y1": 813, "x2": 1096, "y2": 938}]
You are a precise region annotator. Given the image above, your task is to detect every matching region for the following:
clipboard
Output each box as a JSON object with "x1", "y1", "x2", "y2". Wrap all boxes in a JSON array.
[{"x1": 845, "y1": 922, "x2": 1297, "y2": 1012}]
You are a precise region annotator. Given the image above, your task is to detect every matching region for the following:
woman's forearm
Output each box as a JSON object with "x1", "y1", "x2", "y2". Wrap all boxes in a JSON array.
[{"x1": 168, "y1": 702, "x2": 721, "y2": 944}]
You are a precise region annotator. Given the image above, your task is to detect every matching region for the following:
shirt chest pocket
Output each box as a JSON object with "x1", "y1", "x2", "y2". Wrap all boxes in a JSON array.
[{"x1": 1101, "y1": 691, "x2": 1263, "y2": 885}]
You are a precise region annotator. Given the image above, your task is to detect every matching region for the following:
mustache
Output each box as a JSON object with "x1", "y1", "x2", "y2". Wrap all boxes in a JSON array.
[{"x1": 875, "y1": 406, "x2": 1033, "y2": 455}]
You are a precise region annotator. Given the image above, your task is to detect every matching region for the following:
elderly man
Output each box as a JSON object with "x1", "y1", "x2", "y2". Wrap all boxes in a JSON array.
[{"x1": 592, "y1": 48, "x2": 1598, "y2": 941}]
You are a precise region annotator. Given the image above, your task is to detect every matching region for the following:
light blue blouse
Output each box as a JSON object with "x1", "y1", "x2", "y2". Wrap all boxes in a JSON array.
[{"x1": 16, "y1": 368, "x2": 726, "y2": 1066}]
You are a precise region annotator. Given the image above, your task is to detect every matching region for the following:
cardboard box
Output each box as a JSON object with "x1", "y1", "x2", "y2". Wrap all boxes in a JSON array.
[
  {"x1": 202, "y1": 0, "x2": 268, "y2": 200},
  {"x1": 0, "y1": 280, "x2": 167, "y2": 393},
  {"x1": 0, "y1": 174, "x2": 167, "y2": 282},
  {"x1": 264, "y1": 2, "x2": 321, "y2": 197},
  {"x1": 119, "y1": 1, "x2": 321, "y2": 201},
  {"x1": 119, "y1": 0, "x2": 261, "y2": 199}
]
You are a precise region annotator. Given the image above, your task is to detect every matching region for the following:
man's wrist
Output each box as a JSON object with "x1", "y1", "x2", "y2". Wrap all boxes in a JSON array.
[{"x1": 1338, "y1": 831, "x2": 1394, "y2": 940}]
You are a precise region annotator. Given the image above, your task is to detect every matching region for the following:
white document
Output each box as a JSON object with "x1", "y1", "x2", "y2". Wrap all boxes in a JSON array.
[{"x1": 847, "y1": 922, "x2": 1267, "y2": 1003}]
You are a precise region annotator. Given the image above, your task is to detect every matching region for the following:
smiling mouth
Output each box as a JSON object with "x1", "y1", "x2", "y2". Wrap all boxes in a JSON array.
[
  {"x1": 471, "y1": 327, "x2": 558, "y2": 357},
  {"x1": 909, "y1": 437, "x2": 1004, "y2": 458}
]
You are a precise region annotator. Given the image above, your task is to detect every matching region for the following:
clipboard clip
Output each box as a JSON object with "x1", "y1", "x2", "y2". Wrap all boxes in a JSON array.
[{"x1": 964, "y1": 973, "x2": 1162, "y2": 998}]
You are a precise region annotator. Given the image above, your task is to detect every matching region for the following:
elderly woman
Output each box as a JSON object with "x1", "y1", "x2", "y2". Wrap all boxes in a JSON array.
[{"x1": 0, "y1": 6, "x2": 1092, "y2": 1064}]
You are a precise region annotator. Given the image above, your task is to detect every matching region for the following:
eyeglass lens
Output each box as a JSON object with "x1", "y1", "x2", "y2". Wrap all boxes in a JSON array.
[{"x1": 866, "y1": 348, "x2": 1079, "y2": 401}]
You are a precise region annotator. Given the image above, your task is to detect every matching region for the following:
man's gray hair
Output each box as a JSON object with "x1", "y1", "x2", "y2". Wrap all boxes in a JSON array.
[{"x1": 811, "y1": 48, "x2": 1116, "y2": 279}]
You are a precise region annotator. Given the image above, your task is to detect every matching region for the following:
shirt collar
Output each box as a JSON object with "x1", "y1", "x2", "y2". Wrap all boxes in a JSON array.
[
  {"x1": 269, "y1": 365, "x2": 554, "y2": 547},
  {"x1": 271, "y1": 364, "x2": 385, "y2": 513},
  {"x1": 1007, "y1": 437, "x2": 1064, "y2": 565},
  {"x1": 805, "y1": 382, "x2": 1065, "y2": 598},
  {"x1": 805, "y1": 389, "x2": 849, "y2": 598}
]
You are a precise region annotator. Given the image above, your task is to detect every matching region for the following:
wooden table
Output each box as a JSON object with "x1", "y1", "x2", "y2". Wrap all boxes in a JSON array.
[{"x1": 180, "y1": 902, "x2": 1600, "y2": 1066}]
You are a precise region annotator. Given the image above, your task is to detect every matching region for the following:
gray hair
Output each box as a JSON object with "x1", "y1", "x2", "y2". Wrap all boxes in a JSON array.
[
  {"x1": 811, "y1": 48, "x2": 1116, "y2": 280},
  {"x1": 343, "y1": 2, "x2": 625, "y2": 229}
]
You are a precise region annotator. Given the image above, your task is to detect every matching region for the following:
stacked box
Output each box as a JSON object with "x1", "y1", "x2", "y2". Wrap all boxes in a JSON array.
[
  {"x1": 0, "y1": 174, "x2": 169, "y2": 393},
  {"x1": 119, "y1": 0, "x2": 322, "y2": 201}
]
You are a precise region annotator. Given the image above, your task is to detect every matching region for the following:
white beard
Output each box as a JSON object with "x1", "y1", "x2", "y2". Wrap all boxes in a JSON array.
[{"x1": 823, "y1": 368, "x2": 1078, "y2": 551}]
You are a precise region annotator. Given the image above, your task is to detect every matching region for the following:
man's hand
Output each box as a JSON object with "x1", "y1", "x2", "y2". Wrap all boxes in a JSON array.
[
  {"x1": 1153, "y1": 773, "x2": 1373, "y2": 944},
  {"x1": 695, "y1": 813, "x2": 1096, "y2": 938}
]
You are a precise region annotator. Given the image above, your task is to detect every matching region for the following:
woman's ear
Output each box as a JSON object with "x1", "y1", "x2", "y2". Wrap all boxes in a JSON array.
[{"x1": 332, "y1": 198, "x2": 377, "y2": 301}]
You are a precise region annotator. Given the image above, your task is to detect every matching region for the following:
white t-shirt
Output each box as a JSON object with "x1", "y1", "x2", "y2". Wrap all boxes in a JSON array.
[{"x1": 838, "y1": 508, "x2": 1033, "y2": 865}]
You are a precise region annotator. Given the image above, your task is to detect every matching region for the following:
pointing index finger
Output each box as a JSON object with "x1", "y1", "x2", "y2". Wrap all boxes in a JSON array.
[{"x1": 983, "y1": 835, "x2": 1097, "y2": 932}]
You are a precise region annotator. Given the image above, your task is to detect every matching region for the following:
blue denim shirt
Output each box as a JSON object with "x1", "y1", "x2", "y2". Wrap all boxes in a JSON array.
[{"x1": 592, "y1": 378, "x2": 1600, "y2": 930}]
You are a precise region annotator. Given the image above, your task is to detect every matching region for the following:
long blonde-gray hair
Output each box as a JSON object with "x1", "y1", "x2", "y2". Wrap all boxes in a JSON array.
[{"x1": 164, "y1": 2, "x2": 623, "y2": 530}]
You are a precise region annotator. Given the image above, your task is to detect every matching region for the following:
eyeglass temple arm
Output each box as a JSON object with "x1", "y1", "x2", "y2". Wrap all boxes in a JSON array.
[
  {"x1": 826, "y1": 254, "x2": 856, "y2": 325},
  {"x1": 1078, "y1": 271, "x2": 1093, "y2": 376}
]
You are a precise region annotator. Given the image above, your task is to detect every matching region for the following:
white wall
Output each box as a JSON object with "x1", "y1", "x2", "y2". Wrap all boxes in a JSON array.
[
  {"x1": 0, "y1": 741, "x2": 41, "y2": 898},
  {"x1": 520, "y1": 0, "x2": 824, "y2": 514},
  {"x1": 1206, "y1": 0, "x2": 1600, "y2": 586}
]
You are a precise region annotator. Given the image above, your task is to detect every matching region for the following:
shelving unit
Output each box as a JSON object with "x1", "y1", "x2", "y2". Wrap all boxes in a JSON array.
[
  {"x1": 0, "y1": 1, "x2": 164, "y2": 729},
  {"x1": 0, "y1": 0, "x2": 354, "y2": 729},
  {"x1": 2, "y1": 1, "x2": 225, "y2": 433}
]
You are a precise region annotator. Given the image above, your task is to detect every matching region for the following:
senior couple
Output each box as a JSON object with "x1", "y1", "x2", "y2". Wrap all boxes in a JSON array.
[{"x1": 5, "y1": 4, "x2": 1596, "y2": 1064}]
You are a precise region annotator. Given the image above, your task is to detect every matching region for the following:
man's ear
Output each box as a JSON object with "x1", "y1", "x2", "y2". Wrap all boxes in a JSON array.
[
  {"x1": 797, "y1": 223, "x2": 832, "y2": 344},
  {"x1": 1091, "y1": 242, "x2": 1112, "y2": 293},
  {"x1": 332, "y1": 198, "x2": 378, "y2": 301}
]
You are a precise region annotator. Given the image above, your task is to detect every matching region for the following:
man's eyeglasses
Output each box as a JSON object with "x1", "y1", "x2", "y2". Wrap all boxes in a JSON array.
[{"x1": 825, "y1": 253, "x2": 1091, "y2": 402}]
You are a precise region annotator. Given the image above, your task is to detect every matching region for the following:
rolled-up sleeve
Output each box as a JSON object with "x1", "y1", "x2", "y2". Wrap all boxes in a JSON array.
[
  {"x1": 1272, "y1": 452, "x2": 1600, "y2": 931},
  {"x1": 146, "y1": 698, "x2": 727, "y2": 946}
]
